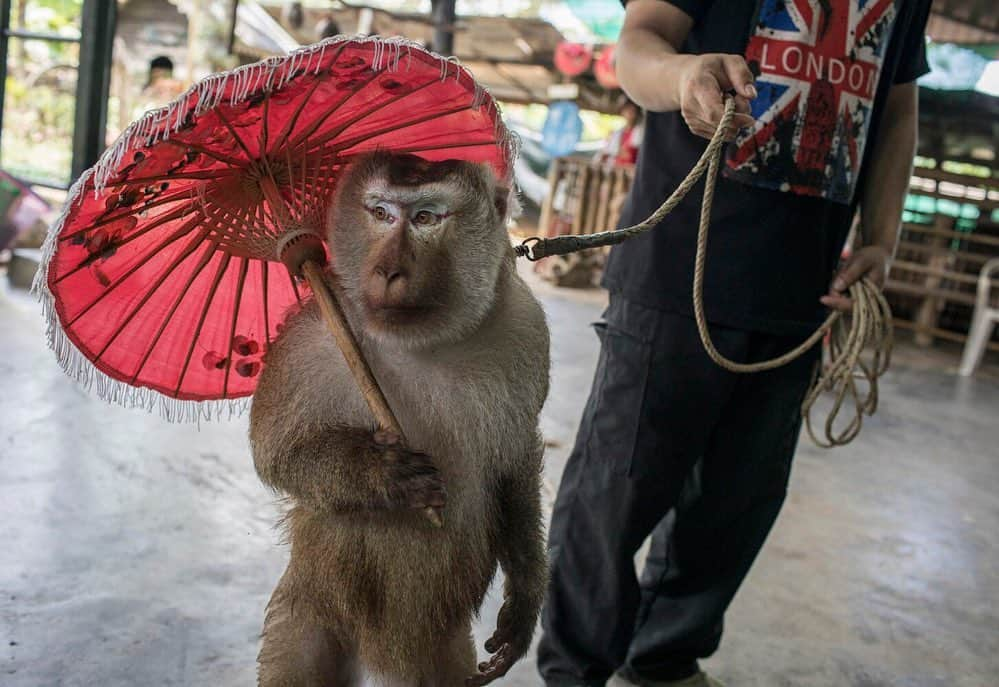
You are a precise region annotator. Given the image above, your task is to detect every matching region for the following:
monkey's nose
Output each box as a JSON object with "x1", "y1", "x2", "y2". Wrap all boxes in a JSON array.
[{"x1": 375, "y1": 265, "x2": 406, "y2": 285}]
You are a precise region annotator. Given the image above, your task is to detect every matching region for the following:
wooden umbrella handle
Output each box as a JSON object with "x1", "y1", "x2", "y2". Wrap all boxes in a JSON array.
[{"x1": 301, "y1": 260, "x2": 443, "y2": 528}]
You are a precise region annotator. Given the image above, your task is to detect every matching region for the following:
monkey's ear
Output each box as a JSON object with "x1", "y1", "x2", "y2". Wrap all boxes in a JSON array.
[
  {"x1": 494, "y1": 186, "x2": 520, "y2": 223},
  {"x1": 494, "y1": 186, "x2": 509, "y2": 220}
]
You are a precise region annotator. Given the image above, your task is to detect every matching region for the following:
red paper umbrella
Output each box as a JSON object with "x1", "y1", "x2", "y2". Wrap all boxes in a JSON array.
[
  {"x1": 554, "y1": 42, "x2": 593, "y2": 77},
  {"x1": 594, "y1": 44, "x2": 619, "y2": 90},
  {"x1": 36, "y1": 36, "x2": 514, "y2": 422}
]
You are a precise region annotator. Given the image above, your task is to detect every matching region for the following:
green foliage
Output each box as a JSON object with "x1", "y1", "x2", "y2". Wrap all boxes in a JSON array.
[
  {"x1": 20, "y1": 0, "x2": 83, "y2": 35},
  {"x1": 2, "y1": 72, "x2": 75, "y2": 185}
]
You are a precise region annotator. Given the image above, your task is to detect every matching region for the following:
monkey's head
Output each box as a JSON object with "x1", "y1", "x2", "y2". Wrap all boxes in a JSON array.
[{"x1": 328, "y1": 152, "x2": 513, "y2": 348}]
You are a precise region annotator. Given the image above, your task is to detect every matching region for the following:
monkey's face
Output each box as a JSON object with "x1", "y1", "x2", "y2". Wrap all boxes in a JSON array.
[{"x1": 329, "y1": 153, "x2": 511, "y2": 348}]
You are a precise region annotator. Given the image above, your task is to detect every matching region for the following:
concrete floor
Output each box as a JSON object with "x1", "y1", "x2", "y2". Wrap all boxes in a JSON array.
[{"x1": 2, "y1": 268, "x2": 997, "y2": 687}]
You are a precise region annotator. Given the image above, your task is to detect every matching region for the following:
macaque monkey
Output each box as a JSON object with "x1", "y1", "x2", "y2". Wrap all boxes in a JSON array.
[{"x1": 250, "y1": 152, "x2": 550, "y2": 687}]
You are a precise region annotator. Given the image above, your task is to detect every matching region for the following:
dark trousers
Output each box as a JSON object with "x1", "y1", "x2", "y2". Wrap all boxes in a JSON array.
[{"x1": 538, "y1": 296, "x2": 819, "y2": 686}]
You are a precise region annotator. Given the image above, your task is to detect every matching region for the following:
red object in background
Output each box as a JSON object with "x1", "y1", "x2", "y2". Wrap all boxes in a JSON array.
[
  {"x1": 594, "y1": 45, "x2": 619, "y2": 89},
  {"x1": 554, "y1": 42, "x2": 593, "y2": 77},
  {"x1": 38, "y1": 37, "x2": 513, "y2": 411},
  {"x1": 0, "y1": 171, "x2": 49, "y2": 252},
  {"x1": 615, "y1": 127, "x2": 639, "y2": 166}
]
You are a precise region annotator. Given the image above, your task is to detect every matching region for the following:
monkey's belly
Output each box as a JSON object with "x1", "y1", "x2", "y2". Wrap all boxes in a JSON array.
[{"x1": 285, "y1": 504, "x2": 496, "y2": 673}]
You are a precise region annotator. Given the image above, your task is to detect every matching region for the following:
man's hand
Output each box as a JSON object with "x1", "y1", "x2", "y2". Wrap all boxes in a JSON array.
[
  {"x1": 678, "y1": 54, "x2": 757, "y2": 140},
  {"x1": 820, "y1": 245, "x2": 891, "y2": 312}
]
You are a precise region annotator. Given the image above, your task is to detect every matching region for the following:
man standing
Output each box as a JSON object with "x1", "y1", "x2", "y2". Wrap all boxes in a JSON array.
[{"x1": 538, "y1": 1, "x2": 931, "y2": 686}]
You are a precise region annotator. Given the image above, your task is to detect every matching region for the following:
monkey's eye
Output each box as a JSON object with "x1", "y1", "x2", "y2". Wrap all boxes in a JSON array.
[
  {"x1": 412, "y1": 210, "x2": 437, "y2": 226},
  {"x1": 369, "y1": 204, "x2": 393, "y2": 223}
]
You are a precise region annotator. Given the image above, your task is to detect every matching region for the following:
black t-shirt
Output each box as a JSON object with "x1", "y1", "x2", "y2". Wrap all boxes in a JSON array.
[{"x1": 602, "y1": 0, "x2": 931, "y2": 336}]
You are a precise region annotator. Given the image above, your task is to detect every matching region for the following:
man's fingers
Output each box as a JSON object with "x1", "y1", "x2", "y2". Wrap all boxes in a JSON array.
[
  {"x1": 820, "y1": 294, "x2": 853, "y2": 313},
  {"x1": 687, "y1": 117, "x2": 744, "y2": 141},
  {"x1": 689, "y1": 73, "x2": 725, "y2": 121},
  {"x1": 733, "y1": 95, "x2": 752, "y2": 115},
  {"x1": 719, "y1": 54, "x2": 757, "y2": 99},
  {"x1": 831, "y1": 255, "x2": 873, "y2": 292},
  {"x1": 694, "y1": 112, "x2": 754, "y2": 130}
]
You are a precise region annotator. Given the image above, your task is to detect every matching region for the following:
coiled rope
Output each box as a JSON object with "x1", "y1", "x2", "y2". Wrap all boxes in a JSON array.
[{"x1": 516, "y1": 97, "x2": 893, "y2": 448}]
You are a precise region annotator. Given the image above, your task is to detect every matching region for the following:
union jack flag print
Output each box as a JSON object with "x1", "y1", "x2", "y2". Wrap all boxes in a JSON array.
[{"x1": 724, "y1": 0, "x2": 899, "y2": 203}]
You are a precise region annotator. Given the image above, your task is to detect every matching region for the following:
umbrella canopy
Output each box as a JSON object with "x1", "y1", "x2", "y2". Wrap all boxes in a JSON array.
[{"x1": 35, "y1": 36, "x2": 514, "y2": 420}]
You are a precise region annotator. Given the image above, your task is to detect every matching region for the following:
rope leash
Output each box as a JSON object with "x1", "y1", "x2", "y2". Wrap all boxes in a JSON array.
[{"x1": 516, "y1": 98, "x2": 893, "y2": 448}]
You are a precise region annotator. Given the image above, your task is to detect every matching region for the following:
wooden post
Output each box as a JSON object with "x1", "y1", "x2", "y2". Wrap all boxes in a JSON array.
[
  {"x1": 431, "y1": 0, "x2": 457, "y2": 55},
  {"x1": 572, "y1": 164, "x2": 591, "y2": 236},
  {"x1": 913, "y1": 214, "x2": 954, "y2": 347},
  {"x1": 595, "y1": 166, "x2": 611, "y2": 232},
  {"x1": 538, "y1": 157, "x2": 561, "y2": 238}
]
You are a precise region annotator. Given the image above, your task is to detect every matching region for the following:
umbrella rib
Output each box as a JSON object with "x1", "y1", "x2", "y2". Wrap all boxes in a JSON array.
[
  {"x1": 267, "y1": 78, "x2": 322, "y2": 159},
  {"x1": 98, "y1": 169, "x2": 240, "y2": 189},
  {"x1": 222, "y1": 257, "x2": 250, "y2": 397},
  {"x1": 264, "y1": 41, "x2": 353, "y2": 157},
  {"x1": 92, "y1": 223, "x2": 213, "y2": 362},
  {"x1": 288, "y1": 171, "x2": 340, "y2": 197},
  {"x1": 214, "y1": 108, "x2": 257, "y2": 163},
  {"x1": 161, "y1": 138, "x2": 246, "y2": 168},
  {"x1": 127, "y1": 202, "x2": 232, "y2": 383},
  {"x1": 62, "y1": 186, "x2": 205, "y2": 240},
  {"x1": 129, "y1": 240, "x2": 218, "y2": 385},
  {"x1": 261, "y1": 260, "x2": 270, "y2": 348},
  {"x1": 206, "y1": 193, "x2": 260, "y2": 249},
  {"x1": 260, "y1": 87, "x2": 271, "y2": 161},
  {"x1": 282, "y1": 67, "x2": 391, "y2": 152},
  {"x1": 289, "y1": 270, "x2": 302, "y2": 305},
  {"x1": 65, "y1": 214, "x2": 206, "y2": 327},
  {"x1": 55, "y1": 205, "x2": 199, "y2": 283},
  {"x1": 289, "y1": 75, "x2": 446, "y2": 152},
  {"x1": 316, "y1": 104, "x2": 475, "y2": 158},
  {"x1": 174, "y1": 251, "x2": 234, "y2": 397},
  {"x1": 342, "y1": 138, "x2": 498, "y2": 158}
]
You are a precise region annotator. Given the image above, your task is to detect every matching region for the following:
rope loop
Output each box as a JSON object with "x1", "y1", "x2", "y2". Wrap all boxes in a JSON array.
[{"x1": 519, "y1": 97, "x2": 893, "y2": 448}]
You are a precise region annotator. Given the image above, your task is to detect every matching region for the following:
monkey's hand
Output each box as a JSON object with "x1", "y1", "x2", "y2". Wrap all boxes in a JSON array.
[
  {"x1": 372, "y1": 431, "x2": 447, "y2": 512},
  {"x1": 467, "y1": 592, "x2": 536, "y2": 686}
]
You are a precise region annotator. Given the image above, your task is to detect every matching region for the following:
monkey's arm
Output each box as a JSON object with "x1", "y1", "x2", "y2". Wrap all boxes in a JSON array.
[
  {"x1": 470, "y1": 444, "x2": 547, "y2": 686},
  {"x1": 251, "y1": 424, "x2": 446, "y2": 514}
]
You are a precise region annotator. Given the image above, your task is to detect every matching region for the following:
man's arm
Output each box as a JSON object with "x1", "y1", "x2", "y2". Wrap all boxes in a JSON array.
[
  {"x1": 821, "y1": 82, "x2": 919, "y2": 311},
  {"x1": 616, "y1": 0, "x2": 756, "y2": 139}
]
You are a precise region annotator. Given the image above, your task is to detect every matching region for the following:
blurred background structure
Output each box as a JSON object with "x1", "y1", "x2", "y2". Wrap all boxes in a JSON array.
[{"x1": 1, "y1": 2, "x2": 998, "y2": 686}]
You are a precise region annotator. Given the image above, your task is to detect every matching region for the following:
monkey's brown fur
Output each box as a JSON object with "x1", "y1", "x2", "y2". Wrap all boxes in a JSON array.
[{"x1": 250, "y1": 153, "x2": 550, "y2": 686}]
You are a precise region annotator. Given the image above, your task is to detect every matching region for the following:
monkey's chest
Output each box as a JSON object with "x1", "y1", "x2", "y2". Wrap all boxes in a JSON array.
[{"x1": 380, "y1": 365, "x2": 528, "y2": 471}]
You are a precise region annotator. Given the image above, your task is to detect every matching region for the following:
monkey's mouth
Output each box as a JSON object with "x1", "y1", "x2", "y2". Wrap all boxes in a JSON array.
[{"x1": 366, "y1": 302, "x2": 436, "y2": 326}]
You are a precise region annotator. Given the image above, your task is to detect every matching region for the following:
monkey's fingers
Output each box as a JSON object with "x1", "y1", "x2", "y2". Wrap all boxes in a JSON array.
[
  {"x1": 424, "y1": 506, "x2": 444, "y2": 528},
  {"x1": 404, "y1": 476, "x2": 447, "y2": 509},
  {"x1": 483, "y1": 620, "x2": 512, "y2": 653},
  {"x1": 373, "y1": 430, "x2": 401, "y2": 446},
  {"x1": 466, "y1": 644, "x2": 514, "y2": 687}
]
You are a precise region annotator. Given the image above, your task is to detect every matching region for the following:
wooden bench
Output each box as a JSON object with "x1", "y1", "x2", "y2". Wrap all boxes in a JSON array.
[{"x1": 537, "y1": 156, "x2": 634, "y2": 287}]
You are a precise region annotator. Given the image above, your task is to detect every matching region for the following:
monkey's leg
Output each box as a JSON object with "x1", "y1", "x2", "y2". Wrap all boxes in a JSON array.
[
  {"x1": 258, "y1": 574, "x2": 358, "y2": 687},
  {"x1": 421, "y1": 625, "x2": 476, "y2": 687}
]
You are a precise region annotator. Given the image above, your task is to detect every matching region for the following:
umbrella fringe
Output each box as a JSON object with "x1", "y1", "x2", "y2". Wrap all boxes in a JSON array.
[{"x1": 33, "y1": 34, "x2": 518, "y2": 423}]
